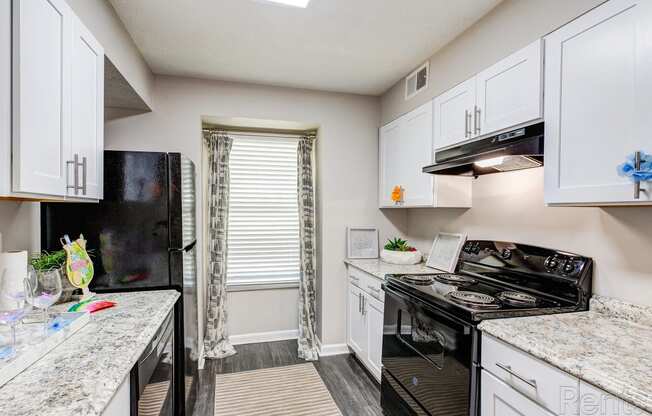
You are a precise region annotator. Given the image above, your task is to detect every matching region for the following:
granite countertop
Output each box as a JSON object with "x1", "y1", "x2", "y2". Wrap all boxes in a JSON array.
[
  {"x1": 0, "y1": 290, "x2": 179, "y2": 416},
  {"x1": 479, "y1": 295, "x2": 652, "y2": 413},
  {"x1": 344, "y1": 258, "x2": 439, "y2": 280}
]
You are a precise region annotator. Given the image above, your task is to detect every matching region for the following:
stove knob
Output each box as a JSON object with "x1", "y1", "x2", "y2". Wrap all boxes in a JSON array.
[
  {"x1": 563, "y1": 261, "x2": 575, "y2": 274},
  {"x1": 501, "y1": 249, "x2": 512, "y2": 260},
  {"x1": 544, "y1": 256, "x2": 558, "y2": 269}
]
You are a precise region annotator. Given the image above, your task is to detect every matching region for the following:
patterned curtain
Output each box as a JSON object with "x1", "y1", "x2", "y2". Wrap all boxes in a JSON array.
[
  {"x1": 203, "y1": 131, "x2": 237, "y2": 359},
  {"x1": 297, "y1": 135, "x2": 319, "y2": 361}
]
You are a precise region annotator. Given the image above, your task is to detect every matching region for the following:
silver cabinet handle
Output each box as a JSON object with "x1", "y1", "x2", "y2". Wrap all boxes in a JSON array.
[
  {"x1": 66, "y1": 158, "x2": 76, "y2": 194},
  {"x1": 362, "y1": 295, "x2": 366, "y2": 316},
  {"x1": 81, "y1": 156, "x2": 87, "y2": 196},
  {"x1": 66, "y1": 154, "x2": 83, "y2": 195},
  {"x1": 634, "y1": 151, "x2": 642, "y2": 200},
  {"x1": 495, "y1": 362, "x2": 537, "y2": 390},
  {"x1": 474, "y1": 105, "x2": 481, "y2": 135},
  {"x1": 358, "y1": 293, "x2": 362, "y2": 313},
  {"x1": 464, "y1": 110, "x2": 471, "y2": 138}
]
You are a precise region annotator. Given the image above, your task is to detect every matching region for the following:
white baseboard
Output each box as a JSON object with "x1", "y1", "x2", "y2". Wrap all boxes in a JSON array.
[
  {"x1": 229, "y1": 329, "x2": 299, "y2": 345},
  {"x1": 316, "y1": 336, "x2": 350, "y2": 357}
]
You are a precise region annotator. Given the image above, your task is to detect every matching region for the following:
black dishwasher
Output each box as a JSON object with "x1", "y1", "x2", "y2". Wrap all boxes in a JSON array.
[{"x1": 132, "y1": 311, "x2": 175, "y2": 416}]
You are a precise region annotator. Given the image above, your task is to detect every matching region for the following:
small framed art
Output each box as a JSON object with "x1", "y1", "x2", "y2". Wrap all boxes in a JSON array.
[
  {"x1": 346, "y1": 227, "x2": 379, "y2": 259},
  {"x1": 426, "y1": 232, "x2": 467, "y2": 272}
]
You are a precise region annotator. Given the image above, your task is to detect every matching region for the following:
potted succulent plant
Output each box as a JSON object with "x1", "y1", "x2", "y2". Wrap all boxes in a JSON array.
[{"x1": 380, "y1": 238, "x2": 423, "y2": 265}]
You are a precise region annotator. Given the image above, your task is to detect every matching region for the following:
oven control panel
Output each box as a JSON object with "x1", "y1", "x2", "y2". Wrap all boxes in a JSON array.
[{"x1": 459, "y1": 240, "x2": 591, "y2": 280}]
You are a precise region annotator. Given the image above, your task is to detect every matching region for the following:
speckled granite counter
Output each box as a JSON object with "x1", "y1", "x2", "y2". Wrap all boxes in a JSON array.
[
  {"x1": 479, "y1": 295, "x2": 652, "y2": 413},
  {"x1": 344, "y1": 258, "x2": 439, "y2": 280},
  {"x1": 0, "y1": 290, "x2": 179, "y2": 416}
]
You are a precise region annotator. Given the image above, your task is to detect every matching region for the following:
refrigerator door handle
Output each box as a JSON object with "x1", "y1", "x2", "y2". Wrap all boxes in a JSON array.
[{"x1": 169, "y1": 240, "x2": 196, "y2": 253}]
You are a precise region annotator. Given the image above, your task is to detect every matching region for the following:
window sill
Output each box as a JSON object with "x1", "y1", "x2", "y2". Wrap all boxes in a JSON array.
[{"x1": 226, "y1": 281, "x2": 300, "y2": 292}]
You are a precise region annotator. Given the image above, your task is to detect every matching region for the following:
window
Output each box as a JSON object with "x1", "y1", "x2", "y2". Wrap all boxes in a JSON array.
[{"x1": 226, "y1": 135, "x2": 300, "y2": 287}]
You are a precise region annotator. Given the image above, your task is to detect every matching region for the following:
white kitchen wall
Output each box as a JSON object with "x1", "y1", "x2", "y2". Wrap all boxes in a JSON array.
[
  {"x1": 406, "y1": 169, "x2": 652, "y2": 306},
  {"x1": 0, "y1": 202, "x2": 40, "y2": 254},
  {"x1": 105, "y1": 75, "x2": 407, "y2": 346}
]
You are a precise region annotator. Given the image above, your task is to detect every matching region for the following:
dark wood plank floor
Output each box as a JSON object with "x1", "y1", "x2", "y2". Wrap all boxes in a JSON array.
[{"x1": 192, "y1": 340, "x2": 383, "y2": 416}]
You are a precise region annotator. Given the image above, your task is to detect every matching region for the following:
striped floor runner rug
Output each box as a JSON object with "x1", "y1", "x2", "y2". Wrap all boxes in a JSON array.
[{"x1": 214, "y1": 364, "x2": 342, "y2": 416}]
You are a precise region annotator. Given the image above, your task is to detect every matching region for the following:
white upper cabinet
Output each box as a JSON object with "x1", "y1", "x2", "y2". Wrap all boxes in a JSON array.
[
  {"x1": 476, "y1": 39, "x2": 542, "y2": 137},
  {"x1": 12, "y1": 0, "x2": 73, "y2": 196},
  {"x1": 379, "y1": 102, "x2": 472, "y2": 208},
  {"x1": 433, "y1": 40, "x2": 543, "y2": 151},
  {"x1": 70, "y1": 17, "x2": 104, "y2": 200},
  {"x1": 544, "y1": 0, "x2": 652, "y2": 205},
  {"x1": 379, "y1": 118, "x2": 403, "y2": 207},
  {"x1": 6, "y1": 0, "x2": 104, "y2": 200},
  {"x1": 433, "y1": 78, "x2": 475, "y2": 149}
]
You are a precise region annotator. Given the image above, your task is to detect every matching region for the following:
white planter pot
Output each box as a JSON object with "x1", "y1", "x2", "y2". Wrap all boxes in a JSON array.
[{"x1": 380, "y1": 249, "x2": 422, "y2": 265}]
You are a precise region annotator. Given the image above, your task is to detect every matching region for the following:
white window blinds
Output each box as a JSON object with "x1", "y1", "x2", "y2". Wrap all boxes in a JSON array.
[{"x1": 226, "y1": 135, "x2": 300, "y2": 286}]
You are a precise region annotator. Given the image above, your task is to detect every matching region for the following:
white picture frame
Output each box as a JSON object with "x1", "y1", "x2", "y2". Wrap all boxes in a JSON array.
[
  {"x1": 346, "y1": 227, "x2": 379, "y2": 259},
  {"x1": 426, "y1": 232, "x2": 467, "y2": 272}
]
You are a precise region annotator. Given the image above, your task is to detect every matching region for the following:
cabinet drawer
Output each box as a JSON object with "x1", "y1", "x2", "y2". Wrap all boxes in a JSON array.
[
  {"x1": 482, "y1": 335, "x2": 579, "y2": 416},
  {"x1": 348, "y1": 267, "x2": 384, "y2": 302}
]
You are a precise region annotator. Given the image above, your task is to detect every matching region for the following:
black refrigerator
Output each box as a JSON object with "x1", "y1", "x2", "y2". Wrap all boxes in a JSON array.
[{"x1": 41, "y1": 151, "x2": 198, "y2": 415}]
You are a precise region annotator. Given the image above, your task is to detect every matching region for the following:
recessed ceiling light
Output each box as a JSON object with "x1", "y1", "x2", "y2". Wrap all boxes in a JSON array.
[{"x1": 262, "y1": 0, "x2": 311, "y2": 8}]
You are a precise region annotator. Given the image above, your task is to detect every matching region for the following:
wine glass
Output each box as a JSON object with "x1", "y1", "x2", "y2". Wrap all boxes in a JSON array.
[
  {"x1": 25, "y1": 267, "x2": 62, "y2": 337},
  {"x1": 0, "y1": 268, "x2": 31, "y2": 360}
]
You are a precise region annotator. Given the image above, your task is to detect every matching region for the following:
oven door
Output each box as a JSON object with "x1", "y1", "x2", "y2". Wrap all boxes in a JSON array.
[{"x1": 381, "y1": 285, "x2": 473, "y2": 416}]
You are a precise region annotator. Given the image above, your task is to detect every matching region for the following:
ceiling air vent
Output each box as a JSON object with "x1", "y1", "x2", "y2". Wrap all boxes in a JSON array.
[{"x1": 405, "y1": 61, "x2": 429, "y2": 100}]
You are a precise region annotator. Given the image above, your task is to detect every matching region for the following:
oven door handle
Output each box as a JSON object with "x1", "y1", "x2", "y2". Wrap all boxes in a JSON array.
[{"x1": 395, "y1": 331, "x2": 445, "y2": 370}]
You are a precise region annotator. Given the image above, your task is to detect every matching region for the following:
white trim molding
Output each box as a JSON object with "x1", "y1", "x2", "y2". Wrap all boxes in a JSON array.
[
  {"x1": 316, "y1": 337, "x2": 350, "y2": 357},
  {"x1": 229, "y1": 329, "x2": 299, "y2": 345}
]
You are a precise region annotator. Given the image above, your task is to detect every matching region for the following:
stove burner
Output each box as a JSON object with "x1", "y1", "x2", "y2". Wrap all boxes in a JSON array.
[
  {"x1": 497, "y1": 291, "x2": 539, "y2": 307},
  {"x1": 399, "y1": 274, "x2": 436, "y2": 285},
  {"x1": 447, "y1": 291, "x2": 500, "y2": 309},
  {"x1": 433, "y1": 273, "x2": 477, "y2": 286}
]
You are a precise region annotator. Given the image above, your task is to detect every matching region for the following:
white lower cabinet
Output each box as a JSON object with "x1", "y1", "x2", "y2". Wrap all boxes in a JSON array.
[
  {"x1": 347, "y1": 283, "x2": 366, "y2": 357},
  {"x1": 364, "y1": 294, "x2": 384, "y2": 378},
  {"x1": 482, "y1": 370, "x2": 555, "y2": 416},
  {"x1": 102, "y1": 375, "x2": 130, "y2": 415},
  {"x1": 346, "y1": 267, "x2": 384, "y2": 381}
]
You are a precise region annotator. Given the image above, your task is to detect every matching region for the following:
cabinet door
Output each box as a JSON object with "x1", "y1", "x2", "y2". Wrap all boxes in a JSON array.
[
  {"x1": 579, "y1": 382, "x2": 650, "y2": 416},
  {"x1": 544, "y1": 0, "x2": 652, "y2": 204},
  {"x1": 482, "y1": 370, "x2": 556, "y2": 416},
  {"x1": 364, "y1": 293, "x2": 383, "y2": 381},
  {"x1": 379, "y1": 118, "x2": 404, "y2": 207},
  {"x1": 70, "y1": 17, "x2": 104, "y2": 199},
  {"x1": 475, "y1": 39, "x2": 542, "y2": 137},
  {"x1": 347, "y1": 284, "x2": 366, "y2": 357},
  {"x1": 399, "y1": 102, "x2": 434, "y2": 207},
  {"x1": 12, "y1": 0, "x2": 72, "y2": 196},
  {"x1": 433, "y1": 78, "x2": 475, "y2": 149}
]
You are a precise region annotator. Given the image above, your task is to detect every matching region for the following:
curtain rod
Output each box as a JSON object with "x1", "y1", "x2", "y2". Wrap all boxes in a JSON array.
[{"x1": 202, "y1": 128, "x2": 317, "y2": 139}]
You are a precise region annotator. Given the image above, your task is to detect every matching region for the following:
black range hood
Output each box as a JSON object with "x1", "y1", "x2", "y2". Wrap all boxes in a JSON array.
[{"x1": 423, "y1": 122, "x2": 544, "y2": 176}]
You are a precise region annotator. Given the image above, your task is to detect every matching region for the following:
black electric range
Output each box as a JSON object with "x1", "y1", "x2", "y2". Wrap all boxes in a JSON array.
[{"x1": 380, "y1": 240, "x2": 592, "y2": 416}]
